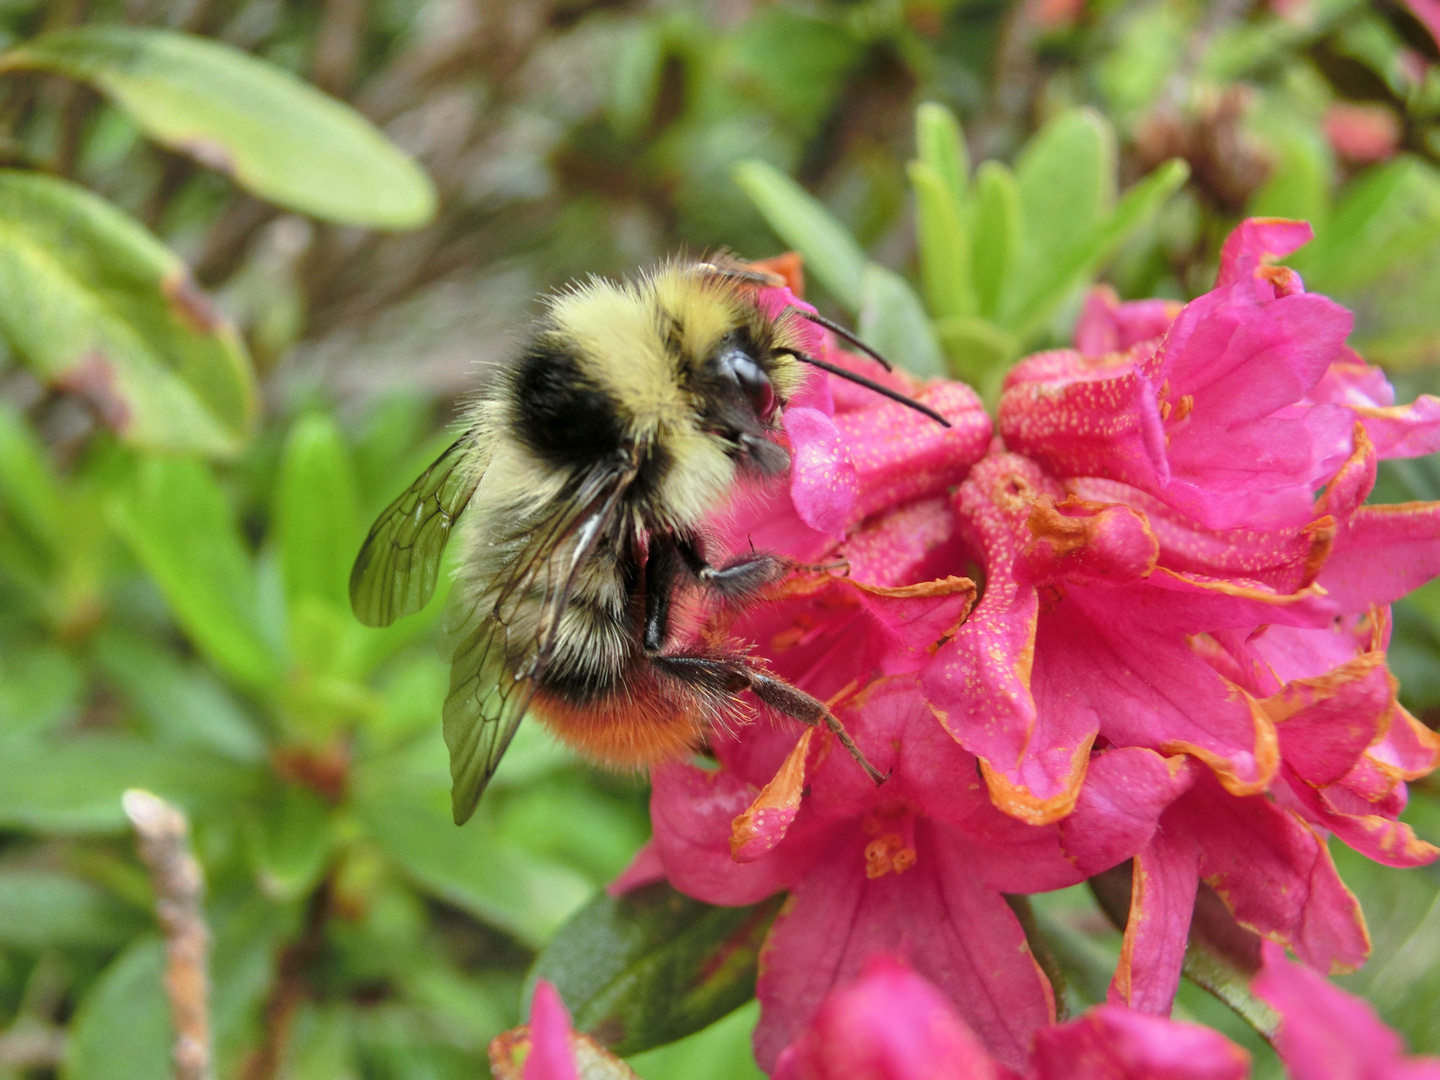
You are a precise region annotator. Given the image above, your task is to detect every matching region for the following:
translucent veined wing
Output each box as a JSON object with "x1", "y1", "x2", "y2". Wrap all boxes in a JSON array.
[
  {"x1": 442, "y1": 450, "x2": 638, "y2": 825},
  {"x1": 350, "y1": 434, "x2": 482, "y2": 627}
]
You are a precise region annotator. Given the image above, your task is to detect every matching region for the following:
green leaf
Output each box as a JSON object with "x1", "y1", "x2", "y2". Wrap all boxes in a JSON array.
[
  {"x1": 908, "y1": 161, "x2": 974, "y2": 319},
  {"x1": 245, "y1": 783, "x2": 334, "y2": 901},
  {"x1": 608, "y1": 23, "x2": 665, "y2": 140},
  {"x1": 354, "y1": 765, "x2": 593, "y2": 947},
  {"x1": 0, "y1": 400, "x2": 62, "y2": 549},
  {"x1": 92, "y1": 630, "x2": 267, "y2": 763},
  {"x1": 934, "y1": 314, "x2": 1017, "y2": 403},
  {"x1": 63, "y1": 938, "x2": 171, "y2": 1080},
  {"x1": 733, "y1": 159, "x2": 867, "y2": 310},
  {"x1": 857, "y1": 263, "x2": 945, "y2": 378},
  {"x1": 915, "y1": 102, "x2": 969, "y2": 212},
  {"x1": 0, "y1": 734, "x2": 257, "y2": 834},
  {"x1": 275, "y1": 412, "x2": 360, "y2": 612},
  {"x1": 0, "y1": 868, "x2": 143, "y2": 949},
  {"x1": 626, "y1": 1000, "x2": 766, "y2": 1080},
  {"x1": 970, "y1": 161, "x2": 1021, "y2": 320},
  {"x1": 1248, "y1": 130, "x2": 1332, "y2": 228},
  {"x1": 1, "y1": 28, "x2": 436, "y2": 229},
  {"x1": 1010, "y1": 108, "x2": 1116, "y2": 289},
  {"x1": 0, "y1": 643, "x2": 83, "y2": 737},
  {"x1": 527, "y1": 881, "x2": 782, "y2": 1056},
  {"x1": 109, "y1": 455, "x2": 285, "y2": 688},
  {"x1": 0, "y1": 171, "x2": 254, "y2": 456},
  {"x1": 1004, "y1": 158, "x2": 1189, "y2": 339}
]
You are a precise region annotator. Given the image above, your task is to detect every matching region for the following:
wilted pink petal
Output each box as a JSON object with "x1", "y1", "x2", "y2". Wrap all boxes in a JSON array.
[
  {"x1": 1283, "y1": 768, "x2": 1439, "y2": 869},
  {"x1": 1075, "y1": 286, "x2": 1182, "y2": 355},
  {"x1": 1166, "y1": 774, "x2": 1369, "y2": 973},
  {"x1": 1015, "y1": 495, "x2": 1158, "y2": 586},
  {"x1": 1060, "y1": 748, "x2": 1196, "y2": 876},
  {"x1": 731, "y1": 730, "x2": 814, "y2": 862},
  {"x1": 1254, "y1": 940, "x2": 1440, "y2": 1080},
  {"x1": 784, "y1": 406, "x2": 859, "y2": 539},
  {"x1": 1263, "y1": 652, "x2": 1395, "y2": 786},
  {"x1": 1109, "y1": 830, "x2": 1201, "y2": 1014},
  {"x1": 772, "y1": 955, "x2": 999, "y2": 1080},
  {"x1": 525, "y1": 982, "x2": 578, "y2": 1080},
  {"x1": 1215, "y1": 219, "x2": 1313, "y2": 287},
  {"x1": 1325, "y1": 103, "x2": 1402, "y2": 164},
  {"x1": 1031, "y1": 1006, "x2": 1251, "y2": 1080}
]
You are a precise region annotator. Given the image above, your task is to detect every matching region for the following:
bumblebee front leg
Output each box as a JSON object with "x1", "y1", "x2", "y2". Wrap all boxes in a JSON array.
[
  {"x1": 676, "y1": 535, "x2": 790, "y2": 600},
  {"x1": 653, "y1": 653, "x2": 888, "y2": 785}
]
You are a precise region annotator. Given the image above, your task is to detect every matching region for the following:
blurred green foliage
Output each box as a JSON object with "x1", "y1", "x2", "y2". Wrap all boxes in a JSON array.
[{"x1": 0, "y1": 0, "x2": 1437, "y2": 1076}]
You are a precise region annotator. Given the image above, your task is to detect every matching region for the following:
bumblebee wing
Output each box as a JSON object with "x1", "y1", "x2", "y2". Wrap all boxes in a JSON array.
[
  {"x1": 349, "y1": 435, "x2": 482, "y2": 627},
  {"x1": 442, "y1": 452, "x2": 637, "y2": 825}
]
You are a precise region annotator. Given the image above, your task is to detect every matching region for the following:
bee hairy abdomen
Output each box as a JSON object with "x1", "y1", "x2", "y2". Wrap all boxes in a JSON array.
[
  {"x1": 509, "y1": 338, "x2": 626, "y2": 469},
  {"x1": 529, "y1": 667, "x2": 713, "y2": 767}
]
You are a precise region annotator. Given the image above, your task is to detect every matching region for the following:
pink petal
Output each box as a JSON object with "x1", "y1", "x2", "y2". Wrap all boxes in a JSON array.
[
  {"x1": 650, "y1": 761, "x2": 829, "y2": 906},
  {"x1": 1060, "y1": 748, "x2": 1196, "y2": 876},
  {"x1": 1351, "y1": 397, "x2": 1440, "y2": 459},
  {"x1": 731, "y1": 730, "x2": 814, "y2": 863},
  {"x1": 525, "y1": 981, "x2": 578, "y2": 1080},
  {"x1": 1215, "y1": 218, "x2": 1314, "y2": 288},
  {"x1": 1321, "y1": 502, "x2": 1440, "y2": 610},
  {"x1": 784, "y1": 406, "x2": 859, "y2": 539},
  {"x1": 1253, "y1": 940, "x2": 1419, "y2": 1080},
  {"x1": 1407, "y1": 0, "x2": 1440, "y2": 49},
  {"x1": 1015, "y1": 495, "x2": 1158, "y2": 587},
  {"x1": 1032, "y1": 1006, "x2": 1251, "y2": 1080},
  {"x1": 1108, "y1": 829, "x2": 1201, "y2": 1016},
  {"x1": 836, "y1": 495, "x2": 964, "y2": 586},
  {"x1": 839, "y1": 381, "x2": 992, "y2": 522},
  {"x1": 1307, "y1": 353, "x2": 1396, "y2": 409},
  {"x1": 1264, "y1": 652, "x2": 1395, "y2": 786},
  {"x1": 1075, "y1": 285, "x2": 1182, "y2": 355},
  {"x1": 753, "y1": 821, "x2": 1055, "y2": 1074},
  {"x1": 1167, "y1": 774, "x2": 1370, "y2": 974},
  {"x1": 772, "y1": 956, "x2": 999, "y2": 1080},
  {"x1": 607, "y1": 841, "x2": 667, "y2": 896},
  {"x1": 1284, "y1": 769, "x2": 1439, "y2": 869}
]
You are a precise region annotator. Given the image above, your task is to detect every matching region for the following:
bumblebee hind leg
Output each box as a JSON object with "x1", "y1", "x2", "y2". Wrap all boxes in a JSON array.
[{"x1": 652, "y1": 654, "x2": 887, "y2": 785}]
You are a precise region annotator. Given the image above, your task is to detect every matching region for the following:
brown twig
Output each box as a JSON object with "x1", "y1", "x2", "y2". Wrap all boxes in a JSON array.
[
  {"x1": 238, "y1": 878, "x2": 332, "y2": 1080},
  {"x1": 123, "y1": 790, "x2": 212, "y2": 1080}
]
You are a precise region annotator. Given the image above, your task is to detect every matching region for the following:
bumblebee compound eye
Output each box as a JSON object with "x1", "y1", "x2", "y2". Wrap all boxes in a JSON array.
[{"x1": 718, "y1": 347, "x2": 777, "y2": 421}]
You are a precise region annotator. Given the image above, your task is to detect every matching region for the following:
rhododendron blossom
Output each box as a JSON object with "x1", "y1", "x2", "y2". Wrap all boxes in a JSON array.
[{"x1": 625, "y1": 220, "x2": 1440, "y2": 1072}]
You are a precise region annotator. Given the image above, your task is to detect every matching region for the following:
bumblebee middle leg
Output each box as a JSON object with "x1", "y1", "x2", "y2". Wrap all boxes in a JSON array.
[{"x1": 652, "y1": 653, "x2": 887, "y2": 785}]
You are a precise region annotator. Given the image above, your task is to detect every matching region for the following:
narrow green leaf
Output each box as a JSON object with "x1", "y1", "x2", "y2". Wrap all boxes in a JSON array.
[
  {"x1": 1248, "y1": 130, "x2": 1332, "y2": 228},
  {"x1": 733, "y1": 159, "x2": 867, "y2": 310},
  {"x1": 0, "y1": 868, "x2": 144, "y2": 949},
  {"x1": 354, "y1": 767, "x2": 593, "y2": 947},
  {"x1": 92, "y1": 631, "x2": 266, "y2": 763},
  {"x1": 971, "y1": 161, "x2": 1021, "y2": 320},
  {"x1": 0, "y1": 401, "x2": 62, "y2": 549},
  {"x1": 109, "y1": 456, "x2": 285, "y2": 688},
  {"x1": 1011, "y1": 108, "x2": 1116, "y2": 283},
  {"x1": 1005, "y1": 158, "x2": 1189, "y2": 339},
  {"x1": 858, "y1": 263, "x2": 945, "y2": 378},
  {"x1": 625, "y1": 1000, "x2": 766, "y2": 1080},
  {"x1": 0, "y1": 734, "x2": 256, "y2": 834},
  {"x1": 275, "y1": 412, "x2": 360, "y2": 612},
  {"x1": 0, "y1": 171, "x2": 255, "y2": 456},
  {"x1": 608, "y1": 22, "x2": 665, "y2": 140},
  {"x1": 934, "y1": 314, "x2": 1017, "y2": 404},
  {"x1": 64, "y1": 939, "x2": 172, "y2": 1080},
  {"x1": 915, "y1": 102, "x2": 969, "y2": 211},
  {"x1": 244, "y1": 784, "x2": 333, "y2": 901},
  {"x1": 1, "y1": 28, "x2": 435, "y2": 228},
  {"x1": 0, "y1": 644, "x2": 83, "y2": 737},
  {"x1": 527, "y1": 881, "x2": 782, "y2": 1056},
  {"x1": 908, "y1": 161, "x2": 974, "y2": 319}
]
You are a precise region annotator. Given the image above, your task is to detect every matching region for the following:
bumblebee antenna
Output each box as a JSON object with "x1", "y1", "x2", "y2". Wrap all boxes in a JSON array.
[
  {"x1": 784, "y1": 350, "x2": 951, "y2": 428},
  {"x1": 787, "y1": 308, "x2": 896, "y2": 372}
]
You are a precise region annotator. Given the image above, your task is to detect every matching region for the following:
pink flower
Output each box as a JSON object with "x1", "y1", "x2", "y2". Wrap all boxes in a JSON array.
[
  {"x1": 1254, "y1": 942, "x2": 1440, "y2": 1080},
  {"x1": 774, "y1": 955, "x2": 1251, "y2": 1080},
  {"x1": 649, "y1": 676, "x2": 1082, "y2": 1073}
]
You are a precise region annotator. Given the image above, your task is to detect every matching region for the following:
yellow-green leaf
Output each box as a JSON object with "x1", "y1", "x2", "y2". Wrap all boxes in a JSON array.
[{"x1": 0, "y1": 28, "x2": 436, "y2": 228}]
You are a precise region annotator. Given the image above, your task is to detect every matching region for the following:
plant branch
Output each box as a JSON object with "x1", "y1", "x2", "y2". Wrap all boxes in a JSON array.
[{"x1": 124, "y1": 789, "x2": 213, "y2": 1080}]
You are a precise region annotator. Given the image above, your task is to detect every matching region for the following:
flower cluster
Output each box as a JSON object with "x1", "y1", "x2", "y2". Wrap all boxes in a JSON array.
[{"x1": 617, "y1": 217, "x2": 1440, "y2": 1074}]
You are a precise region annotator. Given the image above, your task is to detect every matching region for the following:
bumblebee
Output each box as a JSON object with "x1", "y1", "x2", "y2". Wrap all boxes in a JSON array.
[{"x1": 350, "y1": 257, "x2": 949, "y2": 824}]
